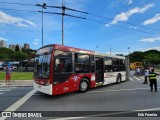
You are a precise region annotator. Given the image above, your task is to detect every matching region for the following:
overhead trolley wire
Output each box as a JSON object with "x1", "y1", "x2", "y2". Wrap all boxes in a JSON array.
[
  {"x1": 0, "y1": 1, "x2": 35, "y2": 6},
  {"x1": 0, "y1": 8, "x2": 37, "y2": 12},
  {"x1": 0, "y1": 1, "x2": 159, "y2": 34}
]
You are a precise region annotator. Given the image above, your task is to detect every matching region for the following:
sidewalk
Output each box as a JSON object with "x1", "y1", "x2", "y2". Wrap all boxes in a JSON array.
[{"x1": 0, "y1": 80, "x2": 33, "y2": 87}]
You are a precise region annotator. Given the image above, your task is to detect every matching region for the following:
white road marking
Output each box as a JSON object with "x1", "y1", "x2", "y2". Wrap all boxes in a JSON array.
[
  {"x1": 87, "y1": 87, "x2": 160, "y2": 93},
  {"x1": 0, "y1": 90, "x2": 11, "y2": 91},
  {"x1": 140, "y1": 76, "x2": 144, "y2": 80},
  {"x1": 0, "y1": 89, "x2": 37, "y2": 120},
  {"x1": 0, "y1": 83, "x2": 5, "y2": 86},
  {"x1": 48, "y1": 107, "x2": 160, "y2": 120},
  {"x1": 0, "y1": 87, "x2": 17, "y2": 89},
  {"x1": 0, "y1": 92, "x2": 4, "y2": 95},
  {"x1": 129, "y1": 77, "x2": 134, "y2": 81},
  {"x1": 132, "y1": 76, "x2": 141, "y2": 80}
]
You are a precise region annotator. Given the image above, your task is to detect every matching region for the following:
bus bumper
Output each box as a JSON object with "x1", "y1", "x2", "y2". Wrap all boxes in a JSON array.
[{"x1": 33, "y1": 81, "x2": 52, "y2": 95}]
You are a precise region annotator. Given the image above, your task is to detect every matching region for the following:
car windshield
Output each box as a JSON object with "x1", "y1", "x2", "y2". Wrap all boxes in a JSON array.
[{"x1": 34, "y1": 54, "x2": 51, "y2": 79}]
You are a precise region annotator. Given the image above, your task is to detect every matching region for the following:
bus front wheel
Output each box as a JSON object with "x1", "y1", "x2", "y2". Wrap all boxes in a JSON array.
[{"x1": 79, "y1": 79, "x2": 89, "y2": 93}]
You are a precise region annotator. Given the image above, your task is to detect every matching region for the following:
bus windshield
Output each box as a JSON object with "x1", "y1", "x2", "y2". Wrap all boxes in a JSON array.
[
  {"x1": 34, "y1": 54, "x2": 51, "y2": 78},
  {"x1": 34, "y1": 46, "x2": 53, "y2": 79}
]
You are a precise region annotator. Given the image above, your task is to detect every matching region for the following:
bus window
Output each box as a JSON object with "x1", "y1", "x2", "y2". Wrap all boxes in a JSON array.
[
  {"x1": 54, "y1": 50, "x2": 72, "y2": 73},
  {"x1": 75, "y1": 53, "x2": 90, "y2": 73},
  {"x1": 55, "y1": 58, "x2": 72, "y2": 73},
  {"x1": 104, "y1": 57, "x2": 112, "y2": 72}
]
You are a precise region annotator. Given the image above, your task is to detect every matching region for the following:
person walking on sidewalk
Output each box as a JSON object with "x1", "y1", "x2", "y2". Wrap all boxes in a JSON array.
[
  {"x1": 149, "y1": 69, "x2": 158, "y2": 92},
  {"x1": 5, "y1": 66, "x2": 12, "y2": 85},
  {"x1": 143, "y1": 68, "x2": 149, "y2": 84}
]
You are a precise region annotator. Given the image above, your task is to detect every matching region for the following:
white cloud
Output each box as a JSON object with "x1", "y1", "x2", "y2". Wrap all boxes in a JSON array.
[
  {"x1": 140, "y1": 36, "x2": 160, "y2": 42},
  {"x1": 143, "y1": 14, "x2": 160, "y2": 25},
  {"x1": 0, "y1": 36, "x2": 7, "y2": 41},
  {"x1": 106, "y1": 3, "x2": 154, "y2": 27},
  {"x1": 128, "y1": 0, "x2": 133, "y2": 4},
  {"x1": 32, "y1": 38, "x2": 39, "y2": 45},
  {"x1": 140, "y1": 47, "x2": 160, "y2": 51},
  {"x1": 0, "y1": 11, "x2": 36, "y2": 27}
]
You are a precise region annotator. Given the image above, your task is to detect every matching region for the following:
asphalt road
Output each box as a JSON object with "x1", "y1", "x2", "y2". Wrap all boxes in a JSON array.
[{"x1": 0, "y1": 74, "x2": 160, "y2": 120}]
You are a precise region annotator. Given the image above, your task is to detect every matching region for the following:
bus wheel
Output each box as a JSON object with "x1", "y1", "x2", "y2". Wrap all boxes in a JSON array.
[
  {"x1": 79, "y1": 79, "x2": 89, "y2": 93},
  {"x1": 116, "y1": 74, "x2": 121, "y2": 84}
]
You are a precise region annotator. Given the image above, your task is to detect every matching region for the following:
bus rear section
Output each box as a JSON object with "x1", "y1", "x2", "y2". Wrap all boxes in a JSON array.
[
  {"x1": 33, "y1": 44, "x2": 96, "y2": 95},
  {"x1": 95, "y1": 53, "x2": 128, "y2": 86}
]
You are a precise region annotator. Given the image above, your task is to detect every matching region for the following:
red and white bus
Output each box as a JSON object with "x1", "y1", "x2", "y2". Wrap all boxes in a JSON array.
[{"x1": 33, "y1": 44, "x2": 129, "y2": 95}]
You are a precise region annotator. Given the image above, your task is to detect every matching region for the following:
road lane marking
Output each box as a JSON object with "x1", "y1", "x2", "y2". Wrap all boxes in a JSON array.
[
  {"x1": 48, "y1": 107, "x2": 160, "y2": 120},
  {"x1": 0, "y1": 89, "x2": 37, "y2": 120},
  {"x1": 87, "y1": 87, "x2": 160, "y2": 93}
]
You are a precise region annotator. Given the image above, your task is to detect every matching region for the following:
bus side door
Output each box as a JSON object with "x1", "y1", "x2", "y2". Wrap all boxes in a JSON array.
[{"x1": 95, "y1": 57, "x2": 104, "y2": 83}]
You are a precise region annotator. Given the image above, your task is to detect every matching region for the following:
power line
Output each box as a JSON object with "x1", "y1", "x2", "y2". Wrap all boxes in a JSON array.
[
  {"x1": 0, "y1": 1, "x2": 159, "y2": 32},
  {"x1": 0, "y1": 2, "x2": 159, "y2": 35},
  {"x1": 39, "y1": 10, "x2": 156, "y2": 35},
  {"x1": 85, "y1": 18, "x2": 156, "y2": 35},
  {"x1": 0, "y1": 8, "x2": 37, "y2": 12},
  {"x1": 0, "y1": 7, "x2": 157, "y2": 35},
  {"x1": 0, "y1": 1, "x2": 35, "y2": 6},
  {"x1": 88, "y1": 13, "x2": 160, "y2": 32}
]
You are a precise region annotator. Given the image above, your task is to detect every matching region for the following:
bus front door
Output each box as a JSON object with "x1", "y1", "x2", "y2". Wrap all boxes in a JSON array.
[{"x1": 95, "y1": 57, "x2": 104, "y2": 83}]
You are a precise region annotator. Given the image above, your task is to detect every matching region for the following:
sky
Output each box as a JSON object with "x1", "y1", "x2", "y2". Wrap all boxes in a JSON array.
[{"x1": 0, "y1": 0, "x2": 160, "y2": 55}]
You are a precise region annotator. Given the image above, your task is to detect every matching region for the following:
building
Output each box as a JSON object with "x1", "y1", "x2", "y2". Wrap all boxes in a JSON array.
[
  {"x1": 9, "y1": 44, "x2": 22, "y2": 51},
  {"x1": 9, "y1": 44, "x2": 16, "y2": 51},
  {"x1": 0, "y1": 40, "x2": 7, "y2": 47},
  {"x1": 24, "y1": 43, "x2": 30, "y2": 49}
]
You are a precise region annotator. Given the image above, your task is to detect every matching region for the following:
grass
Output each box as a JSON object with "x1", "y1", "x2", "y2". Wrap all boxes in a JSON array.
[{"x1": 0, "y1": 71, "x2": 33, "y2": 80}]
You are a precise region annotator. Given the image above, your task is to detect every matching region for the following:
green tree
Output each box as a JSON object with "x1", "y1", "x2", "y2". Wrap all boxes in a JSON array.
[
  {"x1": 14, "y1": 52, "x2": 28, "y2": 61},
  {"x1": 15, "y1": 45, "x2": 20, "y2": 51},
  {"x1": 129, "y1": 51, "x2": 144, "y2": 62}
]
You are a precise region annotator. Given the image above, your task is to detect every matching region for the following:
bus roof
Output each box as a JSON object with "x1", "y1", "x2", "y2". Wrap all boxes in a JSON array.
[
  {"x1": 95, "y1": 52, "x2": 125, "y2": 59},
  {"x1": 37, "y1": 44, "x2": 95, "y2": 54}
]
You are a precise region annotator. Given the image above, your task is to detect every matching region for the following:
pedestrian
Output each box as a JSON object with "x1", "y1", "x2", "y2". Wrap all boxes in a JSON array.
[
  {"x1": 5, "y1": 66, "x2": 12, "y2": 85},
  {"x1": 148, "y1": 69, "x2": 158, "y2": 92},
  {"x1": 143, "y1": 68, "x2": 149, "y2": 84},
  {"x1": 136, "y1": 67, "x2": 140, "y2": 77}
]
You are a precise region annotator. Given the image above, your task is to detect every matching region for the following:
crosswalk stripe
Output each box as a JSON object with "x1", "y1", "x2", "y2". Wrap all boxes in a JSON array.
[
  {"x1": 0, "y1": 87, "x2": 17, "y2": 89},
  {"x1": 0, "y1": 86, "x2": 17, "y2": 95},
  {"x1": 132, "y1": 76, "x2": 141, "y2": 80},
  {"x1": 0, "y1": 89, "x2": 11, "y2": 91},
  {"x1": 139, "y1": 76, "x2": 144, "y2": 80},
  {"x1": 129, "y1": 77, "x2": 134, "y2": 81}
]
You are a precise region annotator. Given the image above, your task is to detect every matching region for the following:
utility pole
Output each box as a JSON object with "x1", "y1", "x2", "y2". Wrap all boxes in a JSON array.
[
  {"x1": 37, "y1": 3, "x2": 86, "y2": 46},
  {"x1": 36, "y1": 3, "x2": 46, "y2": 47},
  {"x1": 62, "y1": 1, "x2": 65, "y2": 46}
]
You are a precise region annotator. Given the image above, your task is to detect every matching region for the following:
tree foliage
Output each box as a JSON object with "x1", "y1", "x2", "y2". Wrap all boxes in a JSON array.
[
  {"x1": 0, "y1": 47, "x2": 36, "y2": 61},
  {"x1": 15, "y1": 45, "x2": 20, "y2": 51},
  {"x1": 129, "y1": 50, "x2": 160, "y2": 65}
]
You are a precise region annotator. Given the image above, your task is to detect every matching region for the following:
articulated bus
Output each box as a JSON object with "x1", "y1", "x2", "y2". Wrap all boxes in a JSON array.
[{"x1": 33, "y1": 44, "x2": 129, "y2": 95}]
